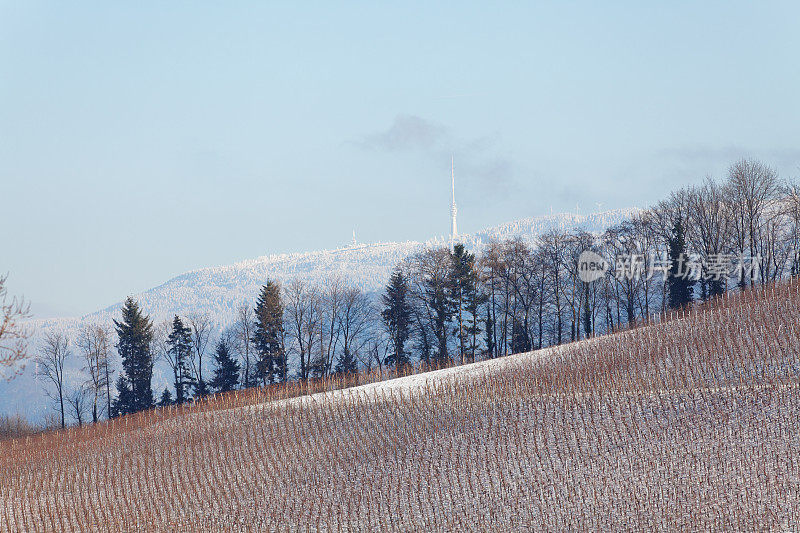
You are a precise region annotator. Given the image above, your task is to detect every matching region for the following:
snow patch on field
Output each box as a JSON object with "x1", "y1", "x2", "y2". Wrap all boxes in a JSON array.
[{"x1": 282, "y1": 348, "x2": 554, "y2": 408}]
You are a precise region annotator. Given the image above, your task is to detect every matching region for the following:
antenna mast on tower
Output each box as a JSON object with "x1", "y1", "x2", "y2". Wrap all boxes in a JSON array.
[{"x1": 450, "y1": 155, "x2": 458, "y2": 244}]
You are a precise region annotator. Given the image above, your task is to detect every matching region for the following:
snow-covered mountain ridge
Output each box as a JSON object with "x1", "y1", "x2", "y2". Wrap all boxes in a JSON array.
[{"x1": 36, "y1": 208, "x2": 635, "y2": 330}]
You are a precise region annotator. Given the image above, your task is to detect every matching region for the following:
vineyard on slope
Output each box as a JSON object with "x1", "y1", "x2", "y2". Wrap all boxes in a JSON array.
[{"x1": 1, "y1": 281, "x2": 799, "y2": 531}]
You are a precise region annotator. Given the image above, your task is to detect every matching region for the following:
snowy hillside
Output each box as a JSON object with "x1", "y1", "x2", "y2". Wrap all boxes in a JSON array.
[{"x1": 1, "y1": 209, "x2": 636, "y2": 420}]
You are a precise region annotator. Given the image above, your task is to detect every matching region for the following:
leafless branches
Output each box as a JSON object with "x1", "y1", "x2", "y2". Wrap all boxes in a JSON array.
[
  {"x1": 187, "y1": 313, "x2": 212, "y2": 394},
  {"x1": 35, "y1": 332, "x2": 71, "y2": 429},
  {"x1": 76, "y1": 324, "x2": 112, "y2": 423},
  {"x1": 284, "y1": 280, "x2": 320, "y2": 381},
  {"x1": 0, "y1": 275, "x2": 31, "y2": 380},
  {"x1": 234, "y1": 304, "x2": 256, "y2": 388},
  {"x1": 65, "y1": 387, "x2": 90, "y2": 427}
]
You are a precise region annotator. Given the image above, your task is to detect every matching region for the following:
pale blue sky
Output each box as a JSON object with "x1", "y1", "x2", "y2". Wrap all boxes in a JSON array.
[{"x1": 2, "y1": 1, "x2": 799, "y2": 317}]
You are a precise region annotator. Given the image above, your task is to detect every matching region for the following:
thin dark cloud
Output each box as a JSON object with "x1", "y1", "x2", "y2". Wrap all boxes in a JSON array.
[
  {"x1": 357, "y1": 114, "x2": 519, "y2": 194},
  {"x1": 467, "y1": 157, "x2": 514, "y2": 188},
  {"x1": 360, "y1": 114, "x2": 447, "y2": 152}
]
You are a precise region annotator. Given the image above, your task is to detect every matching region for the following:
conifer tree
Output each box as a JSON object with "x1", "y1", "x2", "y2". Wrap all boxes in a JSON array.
[
  {"x1": 210, "y1": 336, "x2": 240, "y2": 393},
  {"x1": 252, "y1": 281, "x2": 286, "y2": 385},
  {"x1": 334, "y1": 347, "x2": 358, "y2": 375},
  {"x1": 158, "y1": 388, "x2": 173, "y2": 407},
  {"x1": 382, "y1": 270, "x2": 412, "y2": 372},
  {"x1": 463, "y1": 274, "x2": 486, "y2": 363},
  {"x1": 449, "y1": 244, "x2": 482, "y2": 363},
  {"x1": 166, "y1": 315, "x2": 195, "y2": 404},
  {"x1": 193, "y1": 375, "x2": 211, "y2": 398},
  {"x1": 111, "y1": 376, "x2": 131, "y2": 418},
  {"x1": 667, "y1": 218, "x2": 695, "y2": 310},
  {"x1": 113, "y1": 297, "x2": 154, "y2": 416}
]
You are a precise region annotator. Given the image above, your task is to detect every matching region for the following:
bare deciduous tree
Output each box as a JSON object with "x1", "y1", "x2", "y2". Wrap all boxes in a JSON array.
[
  {"x1": 36, "y1": 332, "x2": 71, "y2": 429},
  {"x1": 152, "y1": 318, "x2": 180, "y2": 400},
  {"x1": 76, "y1": 323, "x2": 113, "y2": 423},
  {"x1": 284, "y1": 280, "x2": 320, "y2": 381},
  {"x1": 187, "y1": 313, "x2": 212, "y2": 395},
  {"x1": 540, "y1": 231, "x2": 570, "y2": 345},
  {"x1": 0, "y1": 274, "x2": 31, "y2": 380},
  {"x1": 66, "y1": 386, "x2": 90, "y2": 427},
  {"x1": 335, "y1": 285, "x2": 374, "y2": 374},
  {"x1": 408, "y1": 248, "x2": 453, "y2": 365},
  {"x1": 784, "y1": 180, "x2": 800, "y2": 277},
  {"x1": 479, "y1": 241, "x2": 505, "y2": 358},
  {"x1": 235, "y1": 304, "x2": 256, "y2": 388},
  {"x1": 501, "y1": 239, "x2": 538, "y2": 351},
  {"x1": 687, "y1": 179, "x2": 733, "y2": 294},
  {"x1": 728, "y1": 158, "x2": 782, "y2": 286},
  {"x1": 314, "y1": 277, "x2": 345, "y2": 377},
  {"x1": 360, "y1": 334, "x2": 390, "y2": 373}
]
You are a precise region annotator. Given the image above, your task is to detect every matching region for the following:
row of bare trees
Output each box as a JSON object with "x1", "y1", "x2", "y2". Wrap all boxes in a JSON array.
[
  {"x1": 597, "y1": 157, "x2": 800, "y2": 324},
  {"x1": 34, "y1": 325, "x2": 113, "y2": 429},
  {"x1": 34, "y1": 312, "x2": 218, "y2": 427},
  {"x1": 388, "y1": 158, "x2": 800, "y2": 364},
  {"x1": 245, "y1": 278, "x2": 378, "y2": 381}
]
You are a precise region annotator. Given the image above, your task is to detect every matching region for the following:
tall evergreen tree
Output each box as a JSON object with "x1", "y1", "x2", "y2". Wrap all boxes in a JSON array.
[
  {"x1": 463, "y1": 274, "x2": 486, "y2": 363},
  {"x1": 449, "y1": 244, "x2": 483, "y2": 363},
  {"x1": 209, "y1": 337, "x2": 240, "y2": 393},
  {"x1": 667, "y1": 219, "x2": 695, "y2": 310},
  {"x1": 382, "y1": 270, "x2": 412, "y2": 372},
  {"x1": 110, "y1": 375, "x2": 132, "y2": 418},
  {"x1": 113, "y1": 297, "x2": 154, "y2": 416},
  {"x1": 252, "y1": 281, "x2": 286, "y2": 385},
  {"x1": 166, "y1": 315, "x2": 195, "y2": 404}
]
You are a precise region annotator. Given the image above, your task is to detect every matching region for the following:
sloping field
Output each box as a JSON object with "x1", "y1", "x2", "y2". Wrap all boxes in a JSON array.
[{"x1": 2, "y1": 283, "x2": 800, "y2": 531}]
